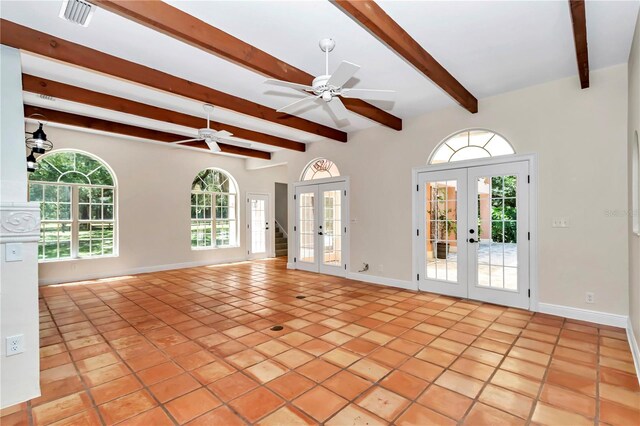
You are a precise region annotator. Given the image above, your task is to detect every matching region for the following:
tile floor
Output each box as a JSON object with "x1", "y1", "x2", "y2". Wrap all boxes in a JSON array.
[{"x1": 1, "y1": 258, "x2": 639, "y2": 425}]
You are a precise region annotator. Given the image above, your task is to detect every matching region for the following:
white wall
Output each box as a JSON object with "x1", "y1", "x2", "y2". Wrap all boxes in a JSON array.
[
  {"x1": 263, "y1": 64, "x2": 629, "y2": 316},
  {"x1": 0, "y1": 46, "x2": 41, "y2": 408},
  {"x1": 628, "y1": 12, "x2": 640, "y2": 348},
  {"x1": 31, "y1": 126, "x2": 287, "y2": 284}
]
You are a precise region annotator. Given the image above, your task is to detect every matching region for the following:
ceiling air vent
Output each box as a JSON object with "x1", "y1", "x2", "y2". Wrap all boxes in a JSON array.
[
  {"x1": 38, "y1": 94, "x2": 56, "y2": 102},
  {"x1": 59, "y1": 0, "x2": 95, "y2": 27}
]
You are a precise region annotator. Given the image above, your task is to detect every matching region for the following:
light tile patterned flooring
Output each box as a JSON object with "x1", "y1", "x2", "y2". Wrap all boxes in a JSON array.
[{"x1": 2, "y1": 258, "x2": 639, "y2": 425}]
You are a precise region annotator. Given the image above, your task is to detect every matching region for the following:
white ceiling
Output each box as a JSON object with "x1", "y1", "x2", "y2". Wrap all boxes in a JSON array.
[{"x1": 2, "y1": 0, "x2": 638, "y2": 154}]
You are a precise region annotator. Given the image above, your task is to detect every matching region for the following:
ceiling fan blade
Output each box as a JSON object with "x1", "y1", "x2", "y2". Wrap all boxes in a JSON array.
[
  {"x1": 277, "y1": 94, "x2": 322, "y2": 114},
  {"x1": 325, "y1": 97, "x2": 350, "y2": 123},
  {"x1": 171, "y1": 138, "x2": 201, "y2": 144},
  {"x1": 213, "y1": 130, "x2": 233, "y2": 138},
  {"x1": 327, "y1": 61, "x2": 360, "y2": 88},
  {"x1": 205, "y1": 139, "x2": 222, "y2": 153},
  {"x1": 341, "y1": 88, "x2": 396, "y2": 101},
  {"x1": 218, "y1": 138, "x2": 252, "y2": 148},
  {"x1": 265, "y1": 79, "x2": 313, "y2": 92}
]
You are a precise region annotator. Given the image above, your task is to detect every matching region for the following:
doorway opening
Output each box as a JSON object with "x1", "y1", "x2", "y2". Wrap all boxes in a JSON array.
[{"x1": 274, "y1": 182, "x2": 289, "y2": 257}]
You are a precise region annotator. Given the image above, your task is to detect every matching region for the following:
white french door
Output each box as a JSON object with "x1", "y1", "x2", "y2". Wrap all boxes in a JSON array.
[
  {"x1": 247, "y1": 193, "x2": 271, "y2": 259},
  {"x1": 294, "y1": 180, "x2": 348, "y2": 277},
  {"x1": 418, "y1": 161, "x2": 530, "y2": 309},
  {"x1": 418, "y1": 169, "x2": 468, "y2": 298}
]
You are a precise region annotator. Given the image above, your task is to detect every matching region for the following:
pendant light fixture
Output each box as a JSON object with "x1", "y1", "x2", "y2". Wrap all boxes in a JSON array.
[
  {"x1": 25, "y1": 122, "x2": 53, "y2": 154},
  {"x1": 26, "y1": 150, "x2": 38, "y2": 173},
  {"x1": 25, "y1": 114, "x2": 52, "y2": 173}
]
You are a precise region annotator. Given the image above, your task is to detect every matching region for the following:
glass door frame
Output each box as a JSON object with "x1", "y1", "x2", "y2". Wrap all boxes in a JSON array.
[
  {"x1": 466, "y1": 161, "x2": 530, "y2": 309},
  {"x1": 417, "y1": 169, "x2": 468, "y2": 298},
  {"x1": 293, "y1": 176, "x2": 350, "y2": 277},
  {"x1": 412, "y1": 154, "x2": 538, "y2": 311},
  {"x1": 246, "y1": 192, "x2": 272, "y2": 260}
]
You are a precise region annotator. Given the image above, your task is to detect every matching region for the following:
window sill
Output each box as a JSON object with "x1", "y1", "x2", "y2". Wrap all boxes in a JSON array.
[
  {"x1": 38, "y1": 254, "x2": 119, "y2": 264},
  {"x1": 191, "y1": 245, "x2": 240, "y2": 251}
]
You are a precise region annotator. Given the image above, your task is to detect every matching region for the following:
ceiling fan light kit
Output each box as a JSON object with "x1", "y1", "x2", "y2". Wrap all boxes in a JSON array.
[{"x1": 266, "y1": 38, "x2": 395, "y2": 124}]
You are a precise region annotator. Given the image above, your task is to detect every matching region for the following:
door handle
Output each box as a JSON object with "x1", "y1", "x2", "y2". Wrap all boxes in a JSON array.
[
  {"x1": 468, "y1": 238, "x2": 478, "y2": 243},
  {"x1": 318, "y1": 232, "x2": 323, "y2": 235}
]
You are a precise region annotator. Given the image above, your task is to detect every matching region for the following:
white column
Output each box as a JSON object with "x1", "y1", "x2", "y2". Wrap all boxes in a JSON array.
[{"x1": 0, "y1": 45, "x2": 41, "y2": 408}]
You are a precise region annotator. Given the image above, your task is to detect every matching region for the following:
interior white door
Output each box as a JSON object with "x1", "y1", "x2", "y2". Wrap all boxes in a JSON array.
[
  {"x1": 318, "y1": 182, "x2": 347, "y2": 276},
  {"x1": 417, "y1": 160, "x2": 530, "y2": 309},
  {"x1": 247, "y1": 194, "x2": 271, "y2": 259},
  {"x1": 418, "y1": 169, "x2": 468, "y2": 297},
  {"x1": 467, "y1": 161, "x2": 530, "y2": 309},
  {"x1": 295, "y1": 185, "x2": 319, "y2": 272}
]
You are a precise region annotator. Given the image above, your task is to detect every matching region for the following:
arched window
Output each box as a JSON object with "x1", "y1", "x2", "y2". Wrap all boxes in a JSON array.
[
  {"x1": 301, "y1": 158, "x2": 340, "y2": 181},
  {"x1": 28, "y1": 150, "x2": 117, "y2": 260},
  {"x1": 191, "y1": 168, "x2": 238, "y2": 248},
  {"x1": 429, "y1": 129, "x2": 515, "y2": 164}
]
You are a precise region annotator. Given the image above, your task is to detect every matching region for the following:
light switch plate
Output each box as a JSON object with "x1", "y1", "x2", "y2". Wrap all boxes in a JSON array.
[
  {"x1": 5, "y1": 243, "x2": 22, "y2": 262},
  {"x1": 552, "y1": 218, "x2": 569, "y2": 228}
]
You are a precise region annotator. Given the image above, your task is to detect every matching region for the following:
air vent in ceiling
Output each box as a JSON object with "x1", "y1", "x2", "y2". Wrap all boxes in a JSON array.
[
  {"x1": 59, "y1": 0, "x2": 95, "y2": 27},
  {"x1": 38, "y1": 94, "x2": 56, "y2": 102}
]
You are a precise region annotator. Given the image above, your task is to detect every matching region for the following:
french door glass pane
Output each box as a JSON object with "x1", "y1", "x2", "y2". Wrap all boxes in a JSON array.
[
  {"x1": 425, "y1": 180, "x2": 458, "y2": 282},
  {"x1": 323, "y1": 190, "x2": 341, "y2": 266},
  {"x1": 299, "y1": 192, "x2": 315, "y2": 263},
  {"x1": 251, "y1": 199, "x2": 266, "y2": 253},
  {"x1": 476, "y1": 175, "x2": 518, "y2": 290}
]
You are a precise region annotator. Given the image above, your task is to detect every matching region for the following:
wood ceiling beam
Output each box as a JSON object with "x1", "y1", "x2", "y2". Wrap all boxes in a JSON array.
[
  {"x1": 23, "y1": 105, "x2": 272, "y2": 160},
  {"x1": 93, "y1": 0, "x2": 402, "y2": 131},
  {"x1": 331, "y1": 0, "x2": 478, "y2": 114},
  {"x1": 22, "y1": 75, "x2": 306, "y2": 152},
  {"x1": 1, "y1": 19, "x2": 346, "y2": 142},
  {"x1": 569, "y1": 0, "x2": 589, "y2": 89}
]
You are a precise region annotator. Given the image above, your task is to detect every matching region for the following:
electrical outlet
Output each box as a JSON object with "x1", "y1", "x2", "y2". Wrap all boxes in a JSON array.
[
  {"x1": 6, "y1": 335, "x2": 24, "y2": 356},
  {"x1": 585, "y1": 292, "x2": 595, "y2": 304}
]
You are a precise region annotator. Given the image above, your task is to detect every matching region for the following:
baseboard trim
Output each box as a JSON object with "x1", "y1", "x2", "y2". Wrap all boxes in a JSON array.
[
  {"x1": 39, "y1": 256, "x2": 249, "y2": 286},
  {"x1": 537, "y1": 302, "x2": 628, "y2": 328},
  {"x1": 627, "y1": 317, "x2": 640, "y2": 384},
  {"x1": 346, "y1": 272, "x2": 417, "y2": 291},
  {"x1": 286, "y1": 262, "x2": 295, "y2": 270}
]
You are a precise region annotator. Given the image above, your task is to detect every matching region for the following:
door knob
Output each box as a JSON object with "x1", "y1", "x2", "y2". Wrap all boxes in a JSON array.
[
  {"x1": 318, "y1": 232, "x2": 324, "y2": 235},
  {"x1": 469, "y1": 238, "x2": 478, "y2": 243}
]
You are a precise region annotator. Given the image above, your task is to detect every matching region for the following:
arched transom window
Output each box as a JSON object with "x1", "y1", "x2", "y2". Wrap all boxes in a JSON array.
[
  {"x1": 429, "y1": 130, "x2": 515, "y2": 164},
  {"x1": 191, "y1": 168, "x2": 238, "y2": 248},
  {"x1": 28, "y1": 150, "x2": 117, "y2": 261},
  {"x1": 301, "y1": 158, "x2": 340, "y2": 181}
]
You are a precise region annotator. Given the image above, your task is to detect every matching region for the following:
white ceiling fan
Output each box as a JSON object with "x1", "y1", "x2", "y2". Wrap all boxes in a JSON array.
[
  {"x1": 265, "y1": 38, "x2": 395, "y2": 124},
  {"x1": 172, "y1": 104, "x2": 250, "y2": 152}
]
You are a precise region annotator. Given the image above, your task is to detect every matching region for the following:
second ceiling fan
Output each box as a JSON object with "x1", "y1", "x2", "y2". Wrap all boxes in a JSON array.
[
  {"x1": 172, "y1": 104, "x2": 251, "y2": 152},
  {"x1": 266, "y1": 38, "x2": 395, "y2": 124}
]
